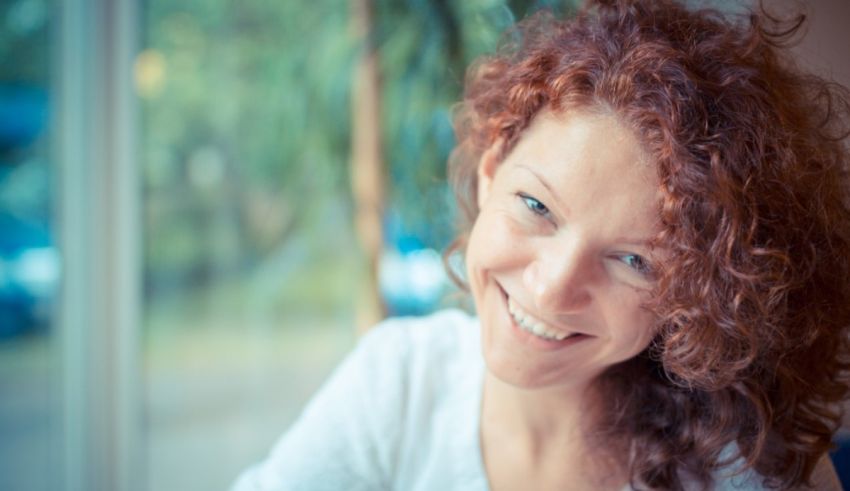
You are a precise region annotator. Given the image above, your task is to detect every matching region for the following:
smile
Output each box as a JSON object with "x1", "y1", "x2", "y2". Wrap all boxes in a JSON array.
[{"x1": 507, "y1": 296, "x2": 579, "y2": 341}]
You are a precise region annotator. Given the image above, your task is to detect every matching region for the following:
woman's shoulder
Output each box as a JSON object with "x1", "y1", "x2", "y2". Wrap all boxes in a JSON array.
[
  {"x1": 366, "y1": 307, "x2": 479, "y2": 339},
  {"x1": 344, "y1": 309, "x2": 487, "y2": 489},
  {"x1": 707, "y1": 465, "x2": 768, "y2": 491},
  {"x1": 701, "y1": 452, "x2": 841, "y2": 491},
  {"x1": 229, "y1": 309, "x2": 484, "y2": 491},
  {"x1": 359, "y1": 308, "x2": 481, "y2": 371},
  {"x1": 332, "y1": 308, "x2": 483, "y2": 420}
]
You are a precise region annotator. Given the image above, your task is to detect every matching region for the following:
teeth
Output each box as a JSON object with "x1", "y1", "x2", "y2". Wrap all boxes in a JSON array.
[{"x1": 507, "y1": 297, "x2": 572, "y2": 341}]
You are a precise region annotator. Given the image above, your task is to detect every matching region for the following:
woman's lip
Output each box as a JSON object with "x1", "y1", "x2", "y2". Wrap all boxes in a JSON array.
[
  {"x1": 497, "y1": 284, "x2": 591, "y2": 350},
  {"x1": 507, "y1": 296, "x2": 577, "y2": 339}
]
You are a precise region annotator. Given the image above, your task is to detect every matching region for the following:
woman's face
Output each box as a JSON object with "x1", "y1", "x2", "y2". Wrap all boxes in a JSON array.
[{"x1": 466, "y1": 109, "x2": 662, "y2": 390}]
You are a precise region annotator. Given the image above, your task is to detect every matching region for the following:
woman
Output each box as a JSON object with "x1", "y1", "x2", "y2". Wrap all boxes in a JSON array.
[{"x1": 233, "y1": 0, "x2": 850, "y2": 489}]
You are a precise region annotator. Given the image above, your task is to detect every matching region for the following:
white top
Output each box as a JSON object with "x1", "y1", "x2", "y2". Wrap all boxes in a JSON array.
[
  {"x1": 232, "y1": 309, "x2": 488, "y2": 491},
  {"x1": 231, "y1": 309, "x2": 838, "y2": 491}
]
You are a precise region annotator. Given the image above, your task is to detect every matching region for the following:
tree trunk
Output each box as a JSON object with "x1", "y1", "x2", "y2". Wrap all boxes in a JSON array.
[{"x1": 350, "y1": 0, "x2": 386, "y2": 333}]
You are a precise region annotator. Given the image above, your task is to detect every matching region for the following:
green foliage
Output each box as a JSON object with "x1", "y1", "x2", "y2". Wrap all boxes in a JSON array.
[
  {"x1": 142, "y1": 0, "x2": 357, "y2": 292},
  {"x1": 372, "y1": 0, "x2": 578, "y2": 248},
  {"x1": 141, "y1": 0, "x2": 581, "y2": 301},
  {"x1": 0, "y1": 0, "x2": 49, "y2": 83},
  {"x1": 144, "y1": 0, "x2": 355, "y2": 187}
]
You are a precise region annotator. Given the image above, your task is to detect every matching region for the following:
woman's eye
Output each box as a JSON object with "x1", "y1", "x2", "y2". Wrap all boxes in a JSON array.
[
  {"x1": 519, "y1": 193, "x2": 550, "y2": 217},
  {"x1": 621, "y1": 254, "x2": 653, "y2": 277}
]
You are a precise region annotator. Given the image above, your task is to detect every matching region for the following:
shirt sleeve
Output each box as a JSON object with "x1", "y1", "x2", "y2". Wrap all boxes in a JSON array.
[
  {"x1": 713, "y1": 453, "x2": 843, "y2": 491},
  {"x1": 230, "y1": 322, "x2": 411, "y2": 491}
]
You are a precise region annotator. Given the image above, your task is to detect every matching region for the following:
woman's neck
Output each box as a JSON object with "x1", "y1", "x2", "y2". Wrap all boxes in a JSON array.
[
  {"x1": 483, "y1": 371, "x2": 591, "y2": 447},
  {"x1": 480, "y1": 371, "x2": 627, "y2": 490}
]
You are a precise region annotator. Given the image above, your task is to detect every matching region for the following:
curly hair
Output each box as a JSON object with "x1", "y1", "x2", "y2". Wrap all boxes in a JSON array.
[{"x1": 446, "y1": 0, "x2": 850, "y2": 489}]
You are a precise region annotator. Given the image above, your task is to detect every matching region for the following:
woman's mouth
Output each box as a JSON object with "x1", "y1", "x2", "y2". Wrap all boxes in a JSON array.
[
  {"x1": 501, "y1": 287, "x2": 588, "y2": 345},
  {"x1": 507, "y1": 296, "x2": 576, "y2": 341}
]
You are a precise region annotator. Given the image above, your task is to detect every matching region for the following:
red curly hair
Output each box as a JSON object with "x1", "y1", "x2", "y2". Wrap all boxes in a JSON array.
[{"x1": 447, "y1": 0, "x2": 850, "y2": 489}]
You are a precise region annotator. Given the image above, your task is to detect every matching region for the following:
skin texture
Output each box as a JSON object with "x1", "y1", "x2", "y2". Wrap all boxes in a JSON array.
[
  {"x1": 467, "y1": 109, "x2": 663, "y2": 490},
  {"x1": 467, "y1": 109, "x2": 661, "y2": 392}
]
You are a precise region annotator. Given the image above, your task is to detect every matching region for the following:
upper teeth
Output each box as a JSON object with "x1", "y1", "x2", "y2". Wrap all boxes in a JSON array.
[{"x1": 507, "y1": 297, "x2": 571, "y2": 341}]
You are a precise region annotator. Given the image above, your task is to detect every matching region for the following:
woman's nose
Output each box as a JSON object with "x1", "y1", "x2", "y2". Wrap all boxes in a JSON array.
[{"x1": 522, "y1": 247, "x2": 593, "y2": 313}]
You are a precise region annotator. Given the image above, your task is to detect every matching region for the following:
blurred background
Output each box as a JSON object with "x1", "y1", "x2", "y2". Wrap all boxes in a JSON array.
[{"x1": 0, "y1": 0, "x2": 848, "y2": 490}]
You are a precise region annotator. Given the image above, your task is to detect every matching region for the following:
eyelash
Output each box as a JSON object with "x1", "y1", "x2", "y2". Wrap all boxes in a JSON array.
[
  {"x1": 620, "y1": 254, "x2": 654, "y2": 277},
  {"x1": 518, "y1": 193, "x2": 551, "y2": 218}
]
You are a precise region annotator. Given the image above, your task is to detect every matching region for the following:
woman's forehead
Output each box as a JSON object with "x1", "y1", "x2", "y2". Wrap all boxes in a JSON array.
[{"x1": 509, "y1": 109, "x2": 655, "y2": 180}]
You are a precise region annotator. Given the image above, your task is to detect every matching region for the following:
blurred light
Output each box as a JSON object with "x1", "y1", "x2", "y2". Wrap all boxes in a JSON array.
[
  {"x1": 135, "y1": 49, "x2": 167, "y2": 99},
  {"x1": 187, "y1": 145, "x2": 225, "y2": 191},
  {"x1": 9, "y1": 247, "x2": 58, "y2": 298},
  {"x1": 0, "y1": 84, "x2": 48, "y2": 150},
  {"x1": 5, "y1": 0, "x2": 47, "y2": 36},
  {"x1": 379, "y1": 246, "x2": 447, "y2": 316}
]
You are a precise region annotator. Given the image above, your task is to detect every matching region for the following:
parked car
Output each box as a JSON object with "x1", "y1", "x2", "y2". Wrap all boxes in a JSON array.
[
  {"x1": 0, "y1": 212, "x2": 58, "y2": 338},
  {"x1": 0, "y1": 83, "x2": 56, "y2": 339}
]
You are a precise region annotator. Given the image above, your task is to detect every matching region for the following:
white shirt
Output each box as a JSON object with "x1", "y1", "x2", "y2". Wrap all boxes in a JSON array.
[
  {"x1": 232, "y1": 309, "x2": 837, "y2": 491},
  {"x1": 232, "y1": 309, "x2": 487, "y2": 491}
]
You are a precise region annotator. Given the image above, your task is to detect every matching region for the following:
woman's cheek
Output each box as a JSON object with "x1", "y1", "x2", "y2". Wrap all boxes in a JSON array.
[{"x1": 481, "y1": 212, "x2": 531, "y2": 257}]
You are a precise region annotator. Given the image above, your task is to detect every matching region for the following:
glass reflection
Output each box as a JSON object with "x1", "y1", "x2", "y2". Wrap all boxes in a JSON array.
[{"x1": 0, "y1": 1, "x2": 57, "y2": 490}]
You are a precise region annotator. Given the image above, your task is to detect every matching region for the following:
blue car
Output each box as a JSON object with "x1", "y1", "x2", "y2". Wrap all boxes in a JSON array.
[
  {"x1": 0, "y1": 83, "x2": 56, "y2": 339},
  {"x1": 0, "y1": 212, "x2": 58, "y2": 338}
]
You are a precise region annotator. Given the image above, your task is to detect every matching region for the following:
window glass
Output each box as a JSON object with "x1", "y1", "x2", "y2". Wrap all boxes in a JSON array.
[
  {"x1": 0, "y1": 1, "x2": 58, "y2": 490},
  {"x1": 140, "y1": 2, "x2": 362, "y2": 489},
  {"x1": 138, "y1": 1, "x2": 567, "y2": 489}
]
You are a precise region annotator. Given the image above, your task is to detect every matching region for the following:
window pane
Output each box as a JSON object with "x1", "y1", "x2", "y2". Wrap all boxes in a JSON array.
[
  {"x1": 0, "y1": 0, "x2": 58, "y2": 490},
  {"x1": 139, "y1": 2, "x2": 362, "y2": 489}
]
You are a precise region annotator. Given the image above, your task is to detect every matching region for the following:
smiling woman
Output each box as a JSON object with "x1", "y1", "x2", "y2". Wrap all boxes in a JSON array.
[
  {"x1": 232, "y1": 1, "x2": 850, "y2": 490},
  {"x1": 468, "y1": 109, "x2": 660, "y2": 391}
]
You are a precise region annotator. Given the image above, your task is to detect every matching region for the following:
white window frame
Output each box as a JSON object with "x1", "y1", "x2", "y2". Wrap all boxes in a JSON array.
[{"x1": 55, "y1": 0, "x2": 141, "y2": 490}]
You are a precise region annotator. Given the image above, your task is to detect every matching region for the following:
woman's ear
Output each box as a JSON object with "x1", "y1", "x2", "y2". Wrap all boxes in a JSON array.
[{"x1": 477, "y1": 140, "x2": 503, "y2": 209}]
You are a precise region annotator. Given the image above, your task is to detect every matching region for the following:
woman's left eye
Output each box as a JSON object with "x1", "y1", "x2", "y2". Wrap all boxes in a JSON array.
[
  {"x1": 519, "y1": 193, "x2": 550, "y2": 217},
  {"x1": 620, "y1": 254, "x2": 653, "y2": 277}
]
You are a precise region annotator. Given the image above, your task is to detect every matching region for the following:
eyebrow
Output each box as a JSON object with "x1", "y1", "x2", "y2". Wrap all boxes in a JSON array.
[{"x1": 614, "y1": 237, "x2": 656, "y2": 248}]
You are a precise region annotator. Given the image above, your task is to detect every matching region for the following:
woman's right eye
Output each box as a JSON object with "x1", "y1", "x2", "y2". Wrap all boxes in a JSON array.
[{"x1": 518, "y1": 193, "x2": 551, "y2": 218}]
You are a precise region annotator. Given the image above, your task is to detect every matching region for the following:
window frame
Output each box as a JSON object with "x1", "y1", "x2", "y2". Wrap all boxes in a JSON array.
[{"x1": 55, "y1": 0, "x2": 142, "y2": 490}]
